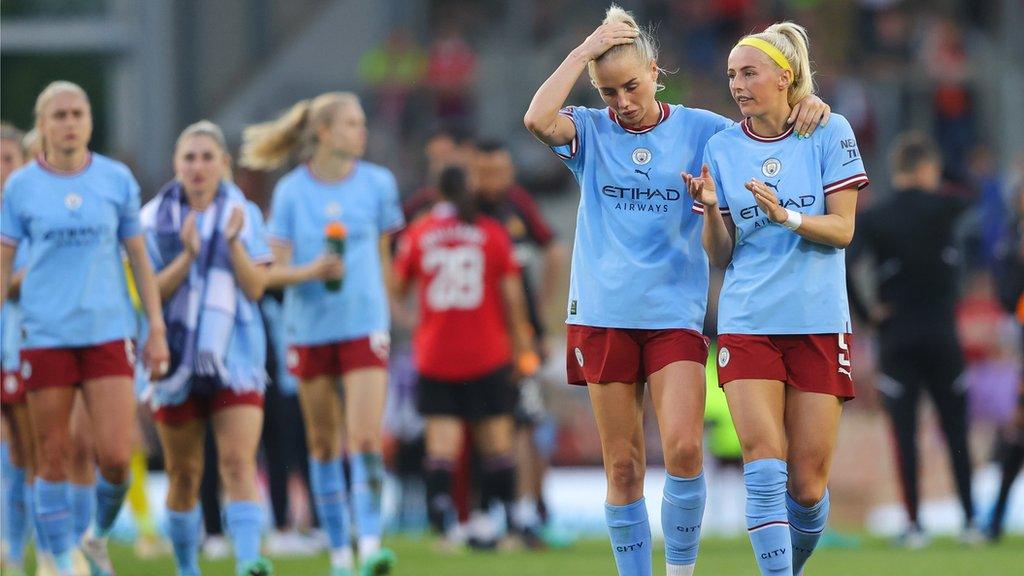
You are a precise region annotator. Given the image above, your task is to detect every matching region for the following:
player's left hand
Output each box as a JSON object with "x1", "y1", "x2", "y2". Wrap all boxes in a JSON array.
[
  {"x1": 788, "y1": 94, "x2": 830, "y2": 139},
  {"x1": 746, "y1": 179, "x2": 787, "y2": 223},
  {"x1": 225, "y1": 205, "x2": 245, "y2": 243},
  {"x1": 144, "y1": 329, "x2": 170, "y2": 380}
]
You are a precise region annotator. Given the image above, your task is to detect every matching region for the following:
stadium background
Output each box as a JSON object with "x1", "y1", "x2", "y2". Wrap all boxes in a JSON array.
[{"x1": 2, "y1": 0, "x2": 1023, "y2": 574}]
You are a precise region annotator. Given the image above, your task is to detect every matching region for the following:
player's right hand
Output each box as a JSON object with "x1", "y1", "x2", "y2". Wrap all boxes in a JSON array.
[
  {"x1": 577, "y1": 23, "x2": 638, "y2": 61},
  {"x1": 310, "y1": 253, "x2": 344, "y2": 281},
  {"x1": 683, "y1": 164, "x2": 717, "y2": 208},
  {"x1": 180, "y1": 211, "x2": 201, "y2": 257}
]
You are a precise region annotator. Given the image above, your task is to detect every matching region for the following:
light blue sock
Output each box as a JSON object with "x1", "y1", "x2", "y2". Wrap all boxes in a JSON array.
[
  {"x1": 662, "y1": 470, "x2": 706, "y2": 569},
  {"x1": 605, "y1": 497, "x2": 652, "y2": 576},
  {"x1": 349, "y1": 452, "x2": 383, "y2": 539},
  {"x1": 308, "y1": 457, "x2": 350, "y2": 551},
  {"x1": 787, "y1": 490, "x2": 829, "y2": 576},
  {"x1": 25, "y1": 482, "x2": 47, "y2": 554},
  {"x1": 167, "y1": 506, "x2": 202, "y2": 576},
  {"x1": 35, "y1": 478, "x2": 74, "y2": 571},
  {"x1": 744, "y1": 459, "x2": 792, "y2": 576},
  {"x1": 225, "y1": 500, "x2": 263, "y2": 568},
  {"x1": 4, "y1": 464, "x2": 28, "y2": 564},
  {"x1": 94, "y1": 475, "x2": 128, "y2": 536},
  {"x1": 70, "y1": 482, "x2": 96, "y2": 541}
]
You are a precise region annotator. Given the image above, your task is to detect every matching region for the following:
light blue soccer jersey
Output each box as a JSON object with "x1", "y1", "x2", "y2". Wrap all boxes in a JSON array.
[
  {"x1": 552, "y1": 103, "x2": 732, "y2": 330},
  {"x1": 141, "y1": 186, "x2": 273, "y2": 393},
  {"x1": 267, "y1": 162, "x2": 404, "y2": 345},
  {"x1": 702, "y1": 114, "x2": 869, "y2": 334},
  {"x1": 0, "y1": 154, "x2": 142, "y2": 348},
  {"x1": 1, "y1": 247, "x2": 28, "y2": 371}
]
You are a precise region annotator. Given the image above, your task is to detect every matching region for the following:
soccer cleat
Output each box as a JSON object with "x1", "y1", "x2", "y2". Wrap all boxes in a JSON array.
[
  {"x1": 358, "y1": 548, "x2": 395, "y2": 576},
  {"x1": 892, "y1": 525, "x2": 929, "y2": 550},
  {"x1": 237, "y1": 557, "x2": 273, "y2": 576},
  {"x1": 201, "y1": 535, "x2": 232, "y2": 560},
  {"x1": 959, "y1": 523, "x2": 985, "y2": 547},
  {"x1": 79, "y1": 529, "x2": 114, "y2": 576}
]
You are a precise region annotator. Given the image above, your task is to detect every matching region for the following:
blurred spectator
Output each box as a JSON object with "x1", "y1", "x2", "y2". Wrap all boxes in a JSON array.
[
  {"x1": 358, "y1": 29, "x2": 427, "y2": 137},
  {"x1": 426, "y1": 23, "x2": 477, "y2": 128}
]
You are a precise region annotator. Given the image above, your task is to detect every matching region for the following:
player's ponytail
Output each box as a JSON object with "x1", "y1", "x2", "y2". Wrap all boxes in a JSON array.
[
  {"x1": 240, "y1": 92, "x2": 360, "y2": 171},
  {"x1": 438, "y1": 165, "x2": 477, "y2": 224},
  {"x1": 587, "y1": 4, "x2": 664, "y2": 90},
  {"x1": 741, "y1": 22, "x2": 815, "y2": 106}
]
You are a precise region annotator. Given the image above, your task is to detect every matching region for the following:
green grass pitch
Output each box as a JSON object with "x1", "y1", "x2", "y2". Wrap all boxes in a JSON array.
[{"x1": 15, "y1": 535, "x2": 1022, "y2": 575}]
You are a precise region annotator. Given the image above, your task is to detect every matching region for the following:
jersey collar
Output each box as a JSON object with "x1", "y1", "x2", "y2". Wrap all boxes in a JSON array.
[
  {"x1": 740, "y1": 117, "x2": 794, "y2": 143},
  {"x1": 36, "y1": 152, "x2": 93, "y2": 177},
  {"x1": 608, "y1": 102, "x2": 670, "y2": 134}
]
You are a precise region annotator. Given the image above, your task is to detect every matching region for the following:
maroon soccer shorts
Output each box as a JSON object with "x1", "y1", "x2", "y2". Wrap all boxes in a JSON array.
[
  {"x1": 20, "y1": 339, "x2": 135, "y2": 391},
  {"x1": 566, "y1": 325, "x2": 709, "y2": 386},
  {"x1": 716, "y1": 333, "x2": 855, "y2": 400},
  {"x1": 286, "y1": 333, "x2": 390, "y2": 380}
]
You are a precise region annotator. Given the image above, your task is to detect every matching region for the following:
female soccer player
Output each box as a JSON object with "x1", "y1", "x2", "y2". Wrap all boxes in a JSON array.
[
  {"x1": 0, "y1": 81, "x2": 169, "y2": 576},
  {"x1": 393, "y1": 165, "x2": 534, "y2": 545},
  {"x1": 242, "y1": 92, "x2": 402, "y2": 576},
  {"x1": 1, "y1": 121, "x2": 33, "y2": 575},
  {"x1": 686, "y1": 22, "x2": 869, "y2": 576},
  {"x1": 143, "y1": 120, "x2": 273, "y2": 576},
  {"x1": 524, "y1": 5, "x2": 828, "y2": 576}
]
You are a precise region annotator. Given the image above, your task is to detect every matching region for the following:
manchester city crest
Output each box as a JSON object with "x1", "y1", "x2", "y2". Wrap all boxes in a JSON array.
[
  {"x1": 761, "y1": 158, "x2": 782, "y2": 178},
  {"x1": 632, "y1": 147, "x2": 652, "y2": 166},
  {"x1": 64, "y1": 192, "x2": 83, "y2": 211}
]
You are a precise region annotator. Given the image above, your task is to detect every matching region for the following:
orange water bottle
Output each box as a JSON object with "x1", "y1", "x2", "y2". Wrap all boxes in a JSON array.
[{"x1": 324, "y1": 221, "x2": 347, "y2": 292}]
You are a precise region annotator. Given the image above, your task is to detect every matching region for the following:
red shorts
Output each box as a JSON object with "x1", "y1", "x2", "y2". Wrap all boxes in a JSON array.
[
  {"x1": 1, "y1": 370, "x2": 26, "y2": 407},
  {"x1": 152, "y1": 389, "x2": 264, "y2": 425},
  {"x1": 287, "y1": 333, "x2": 389, "y2": 380},
  {"x1": 566, "y1": 325, "x2": 709, "y2": 386},
  {"x1": 20, "y1": 339, "x2": 135, "y2": 391},
  {"x1": 716, "y1": 333, "x2": 855, "y2": 399}
]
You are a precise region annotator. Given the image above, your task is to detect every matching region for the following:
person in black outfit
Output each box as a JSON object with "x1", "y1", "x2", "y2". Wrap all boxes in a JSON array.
[
  {"x1": 848, "y1": 132, "x2": 980, "y2": 546},
  {"x1": 988, "y1": 177, "x2": 1024, "y2": 541}
]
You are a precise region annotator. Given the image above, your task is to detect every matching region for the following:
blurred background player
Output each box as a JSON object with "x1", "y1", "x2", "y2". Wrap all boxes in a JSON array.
[
  {"x1": 690, "y1": 21, "x2": 868, "y2": 576},
  {"x1": 392, "y1": 164, "x2": 535, "y2": 548},
  {"x1": 142, "y1": 120, "x2": 274, "y2": 576},
  {"x1": 0, "y1": 121, "x2": 34, "y2": 576},
  {"x1": 472, "y1": 139, "x2": 566, "y2": 545},
  {"x1": 524, "y1": 5, "x2": 828, "y2": 575},
  {"x1": 987, "y1": 168, "x2": 1024, "y2": 541},
  {"x1": 244, "y1": 92, "x2": 403, "y2": 576},
  {"x1": 847, "y1": 132, "x2": 980, "y2": 547},
  {"x1": 0, "y1": 81, "x2": 169, "y2": 576}
]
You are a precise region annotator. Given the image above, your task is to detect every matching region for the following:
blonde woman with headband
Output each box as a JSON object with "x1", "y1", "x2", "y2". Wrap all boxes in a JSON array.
[
  {"x1": 0, "y1": 81, "x2": 169, "y2": 576},
  {"x1": 142, "y1": 120, "x2": 274, "y2": 576},
  {"x1": 524, "y1": 5, "x2": 831, "y2": 576},
  {"x1": 686, "y1": 22, "x2": 870, "y2": 576},
  {"x1": 242, "y1": 92, "x2": 402, "y2": 576}
]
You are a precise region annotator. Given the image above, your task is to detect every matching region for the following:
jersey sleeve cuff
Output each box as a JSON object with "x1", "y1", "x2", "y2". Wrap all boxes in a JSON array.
[
  {"x1": 267, "y1": 234, "x2": 292, "y2": 246},
  {"x1": 0, "y1": 234, "x2": 20, "y2": 247},
  {"x1": 824, "y1": 173, "x2": 869, "y2": 195}
]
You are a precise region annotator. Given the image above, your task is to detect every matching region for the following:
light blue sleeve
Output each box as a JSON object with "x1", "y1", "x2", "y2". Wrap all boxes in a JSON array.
[
  {"x1": 1, "y1": 183, "x2": 24, "y2": 244},
  {"x1": 550, "y1": 106, "x2": 587, "y2": 173},
  {"x1": 266, "y1": 180, "x2": 294, "y2": 244},
  {"x1": 820, "y1": 115, "x2": 870, "y2": 195},
  {"x1": 143, "y1": 227, "x2": 164, "y2": 271},
  {"x1": 118, "y1": 172, "x2": 144, "y2": 240},
  {"x1": 377, "y1": 169, "x2": 405, "y2": 234},
  {"x1": 243, "y1": 201, "x2": 274, "y2": 263}
]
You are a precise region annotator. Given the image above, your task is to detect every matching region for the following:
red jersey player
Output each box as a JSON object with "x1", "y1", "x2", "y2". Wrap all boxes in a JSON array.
[{"x1": 393, "y1": 165, "x2": 534, "y2": 545}]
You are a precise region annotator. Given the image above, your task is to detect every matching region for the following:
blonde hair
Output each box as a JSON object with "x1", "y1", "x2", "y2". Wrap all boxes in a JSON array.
[
  {"x1": 738, "y1": 22, "x2": 814, "y2": 106},
  {"x1": 240, "y1": 92, "x2": 360, "y2": 171},
  {"x1": 0, "y1": 122, "x2": 26, "y2": 156},
  {"x1": 34, "y1": 81, "x2": 90, "y2": 126},
  {"x1": 176, "y1": 119, "x2": 234, "y2": 181},
  {"x1": 587, "y1": 5, "x2": 662, "y2": 87},
  {"x1": 22, "y1": 129, "x2": 42, "y2": 158}
]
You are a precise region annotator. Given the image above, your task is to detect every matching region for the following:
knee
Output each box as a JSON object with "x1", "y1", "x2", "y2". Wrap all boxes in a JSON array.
[
  {"x1": 166, "y1": 462, "x2": 202, "y2": 503},
  {"x1": 739, "y1": 436, "x2": 785, "y2": 463},
  {"x1": 606, "y1": 454, "x2": 644, "y2": 495},
  {"x1": 218, "y1": 451, "x2": 255, "y2": 489},
  {"x1": 664, "y1": 439, "x2": 703, "y2": 477},
  {"x1": 348, "y1": 433, "x2": 380, "y2": 455},
  {"x1": 95, "y1": 446, "x2": 131, "y2": 483},
  {"x1": 306, "y1": 430, "x2": 339, "y2": 461},
  {"x1": 788, "y1": 477, "x2": 827, "y2": 507},
  {"x1": 36, "y1": 432, "x2": 70, "y2": 478}
]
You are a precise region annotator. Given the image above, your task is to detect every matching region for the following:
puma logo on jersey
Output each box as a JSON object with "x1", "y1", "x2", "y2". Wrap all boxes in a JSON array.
[{"x1": 634, "y1": 168, "x2": 651, "y2": 180}]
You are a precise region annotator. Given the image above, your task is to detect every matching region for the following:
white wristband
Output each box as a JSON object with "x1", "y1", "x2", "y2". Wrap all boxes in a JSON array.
[{"x1": 781, "y1": 208, "x2": 803, "y2": 231}]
